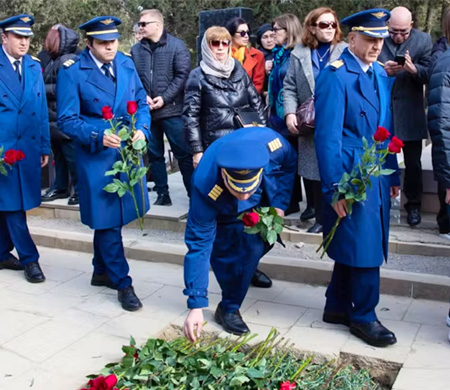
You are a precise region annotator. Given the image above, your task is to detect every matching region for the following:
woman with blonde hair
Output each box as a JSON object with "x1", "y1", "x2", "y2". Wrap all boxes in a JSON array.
[
  {"x1": 283, "y1": 7, "x2": 347, "y2": 232},
  {"x1": 268, "y1": 13, "x2": 302, "y2": 215},
  {"x1": 183, "y1": 26, "x2": 265, "y2": 167}
]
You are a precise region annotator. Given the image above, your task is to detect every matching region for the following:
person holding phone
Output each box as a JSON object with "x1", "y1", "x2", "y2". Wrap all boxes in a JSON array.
[{"x1": 378, "y1": 6, "x2": 432, "y2": 228}]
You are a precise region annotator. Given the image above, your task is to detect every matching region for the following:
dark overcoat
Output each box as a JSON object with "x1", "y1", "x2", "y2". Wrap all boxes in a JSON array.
[
  {"x1": 0, "y1": 48, "x2": 50, "y2": 211},
  {"x1": 378, "y1": 29, "x2": 432, "y2": 141}
]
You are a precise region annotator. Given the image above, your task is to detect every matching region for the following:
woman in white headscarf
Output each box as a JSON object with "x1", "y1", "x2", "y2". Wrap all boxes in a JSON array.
[{"x1": 183, "y1": 26, "x2": 266, "y2": 169}]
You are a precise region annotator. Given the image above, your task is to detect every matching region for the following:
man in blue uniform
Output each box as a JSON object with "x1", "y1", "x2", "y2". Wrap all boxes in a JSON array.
[
  {"x1": 57, "y1": 16, "x2": 151, "y2": 311},
  {"x1": 0, "y1": 14, "x2": 50, "y2": 283},
  {"x1": 183, "y1": 127, "x2": 296, "y2": 342},
  {"x1": 315, "y1": 9, "x2": 400, "y2": 347}
]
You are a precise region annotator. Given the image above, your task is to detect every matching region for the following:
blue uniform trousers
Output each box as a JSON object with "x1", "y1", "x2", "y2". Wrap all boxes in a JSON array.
[
  {"x1": 0, "y1": 211, "x2": 39, "y2": 265},
  {"x1": 325, "y1": 263, "x2": 380, "y2": 324},
  {"x1": 210, "y1": 221, "x2": 270, "y2": 312},
  {"x1": 92, "y1": 227, "x2": 132, "y2": 290}
]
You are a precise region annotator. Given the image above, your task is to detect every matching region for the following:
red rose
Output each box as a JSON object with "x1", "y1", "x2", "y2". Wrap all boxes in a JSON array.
[
  {"x1": 127, "y1": 101, "x2": 138, "y2": 115},
  {"x1": 3, "y1": 150, "x2": 17, "y2": 165},
  {"x1": 15, "y1": 150, "x2": 25, "y2": 161},
  {"x1": 87, "y1": 374, "x2": 117, "y2": 390},
  {"x1": 388, "y1": 136, "x2": 404, "y2": 154},
  {"x1": 280, "y1": 381, "x2": 296, "y2": 390},
  {"x1": 373, "y1": 126, "x2": 390, "y2": 142},
  {"x1": 102, "y1": 106, "x2": 114, "y2": 120},
  {"x1": 242, "y1": 212, "x2": 259, "y2": 227}
]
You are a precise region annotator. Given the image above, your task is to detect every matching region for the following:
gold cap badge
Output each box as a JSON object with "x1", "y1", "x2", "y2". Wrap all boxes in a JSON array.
[
  {"x1": 20, "y1": 16, "x2": 31, "y2": 22},
  {"x1": 100, "y1": 18, "x2": 114, "y2": 25},
  {"x1": 371, "y1": 12, "x2": 386, "y2": 19}
]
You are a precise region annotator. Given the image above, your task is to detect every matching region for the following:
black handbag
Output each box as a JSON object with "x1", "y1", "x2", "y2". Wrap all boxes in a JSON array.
[
  {"x1": 295, "y1": 96, "x2": 315, "y2": 137},
  {"x1": 233, "y1": 108, "x2": 264, "y2": 128}
]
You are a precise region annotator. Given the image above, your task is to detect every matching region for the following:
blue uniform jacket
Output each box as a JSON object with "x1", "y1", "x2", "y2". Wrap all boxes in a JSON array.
[
  {"x1": 0, "y1": 47, "x2": 50, "y2": 211},
  {"x1": 183, "y1": 127, "x2": 296, "y2": 308},
  {"x1": 57, "y1": 49, "x2": 151, "y2": 229},
  {"x1": 314, "y1": 48, "x2": 400, "y2": 267}
]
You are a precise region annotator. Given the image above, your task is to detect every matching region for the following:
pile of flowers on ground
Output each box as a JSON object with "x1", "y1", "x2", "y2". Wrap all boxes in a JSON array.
[{"x1": 80, "y1": 329, "x2": 381, "y2": 390}]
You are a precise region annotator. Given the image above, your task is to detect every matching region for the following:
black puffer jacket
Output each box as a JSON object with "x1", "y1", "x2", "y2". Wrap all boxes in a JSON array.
[
  {"x1": 428, "y1": 49, "x2": 450, "y2": 188},
  {"x1": 39, "y1": 25, "x2": 79, "y2": 140},
  {"x1": 131, "y1": 31, "x2": 191, "y2": 121},
  {"x1": 183, "y1": 60, "x2": 266, "y2": 154}
]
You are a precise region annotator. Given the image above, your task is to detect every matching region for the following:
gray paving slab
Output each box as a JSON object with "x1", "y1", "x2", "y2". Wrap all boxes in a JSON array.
[{"x1": 0, "y1": 246, "x2": 449, "y2": 390}]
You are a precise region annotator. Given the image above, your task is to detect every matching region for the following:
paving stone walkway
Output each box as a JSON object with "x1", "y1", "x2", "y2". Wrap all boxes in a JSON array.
[{"x1": 1, "y1": 247, "x2": 449, "y2": 390}]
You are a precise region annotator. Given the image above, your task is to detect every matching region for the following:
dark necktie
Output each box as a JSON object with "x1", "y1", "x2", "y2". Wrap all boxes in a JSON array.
[
  {"x1": 13, "y1": 60, "x2": 21, "y2": 83},
  {"x1": 102, "y1": 63, "x2": 114, "y2": 81},
  {"x1": 367, "y1": 66, "x2": 377, "y2": 93}
]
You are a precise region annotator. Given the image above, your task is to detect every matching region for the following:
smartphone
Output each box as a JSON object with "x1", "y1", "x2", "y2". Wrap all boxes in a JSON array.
[{"x1": 394, "y1": 54, "x2": 406, "y2": 66}]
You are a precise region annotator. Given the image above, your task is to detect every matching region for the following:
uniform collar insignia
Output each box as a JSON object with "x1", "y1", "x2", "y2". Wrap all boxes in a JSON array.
[
  {"x1": 20, "y1": 16, "x2": 31, "y2": 22},
  {"x1": 371, "y1": 12, "x2": 386, "y2": 19},
  {"x1": 100, "y1": 18, "x2": 114, "y2": 25}
]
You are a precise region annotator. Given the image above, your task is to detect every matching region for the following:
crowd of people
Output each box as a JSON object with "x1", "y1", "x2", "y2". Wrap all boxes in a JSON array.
[{"x1": 1, "y1": 4, "x2": 450, "y2": 350}]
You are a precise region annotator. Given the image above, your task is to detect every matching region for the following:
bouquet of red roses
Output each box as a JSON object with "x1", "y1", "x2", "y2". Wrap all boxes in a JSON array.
[
  {"x1": 239, "y1": 206, "x2": 284, "y2": 245},
  {"x1": 317, "y1": 126, "x2": 404, "y2": 258},
  {"x1": 101, "y1": 101, "x2": 148, "y2": 230},
  {"x1": 0, "y1": 147, "x2": 25, "y2": 176}
]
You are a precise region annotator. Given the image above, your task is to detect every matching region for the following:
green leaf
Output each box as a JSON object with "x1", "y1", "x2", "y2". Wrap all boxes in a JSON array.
[
  {"x1": 247, "y1": 368, "x2": 264, "y2": 379},
  {"x1": 133, "y1": 139, "x2": 146, "y2": 151},
  {"x1": 229, "y1": 375, "x2": 250, "y2": 386},
  {"x1": 103, "y1": 183, "x2": 119, "y2": 193},
  {"x1": 105, "y1": 169, "x2": 118, "y2": 176},
  {"x1": 345, "y1": 192, "x2": 354, "y2": 200},
  {"x1": 121, "y1": 355, "x2": 134, "y2": 368},
  {"x1": 332, "y1": 191, "x2": 340, "y2": 204},
  {"x1": 259, "y1": 207, "x2": 270, "y2": 213},
  {"x1": 273, "y1": 215, "x2": 284, "y2": 224},
  {"x1": 136, "y1": 166, "x2": 148, "y2": 180},
  {"x1": 104, "y1": 129, "x2": 113, "y2": 136},
  {"x1": 0, "y1": 164, "x2": 7, "y2": 176},
  {"x1": 118, "y1": 128, "x2": 130, "y2": 141},
  {"x1": 274, "y1": 223, "x2": 284, "y2": 234},
  {"x1": 266, "y1": 230, "x2": 277, "y2": 245},
  {"x1": 262, "y1": 215, "x2": 274, "y2": 226},
  {"x1": 379, "y1": 168, "x2": 395, "y2": 175},
  {"x1": 117, "y1": 188, "x2": 127, "y2": 197},
  {"x1": 244, "y1": 226, "x2": 260, "y2": 234}
]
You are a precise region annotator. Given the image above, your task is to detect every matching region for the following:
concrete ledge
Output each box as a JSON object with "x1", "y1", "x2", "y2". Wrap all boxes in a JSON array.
[{"x1": 30, "y1": 226, "x2": 450, "y2": 302}]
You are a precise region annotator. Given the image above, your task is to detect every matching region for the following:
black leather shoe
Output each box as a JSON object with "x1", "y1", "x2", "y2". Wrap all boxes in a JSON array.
[
  {"x1": 251, "y1": 269, "x2": 272, "y2": 288},
  {"x1": 41, "y1": 189, "x2": 70, "y2": 202},
  {"x1": 407, "y1": 209, "x2": 421, "y2": 226},
  {"x1": 68, "y1": 193, "x2": 79, "y2": 205},
  {"x1": 214, "y1": 303, "x2": 250, "y2": 335},
  {"x1": 24, "y1": 262, "x2": 45, "y2": 283},
  {"x1": 154, "y1": 194, "x2": 172, "y2": 206},
  {"x1": 300, "y1": 206, "x2": 315, "y2": 221},
  {"x1": 323, "y1": 311, "x2": 350, "y2": 327},
  {"x1": 350, "y1": 320, "x2": 397, "y2": 347},
  {"x1": 118, "y1": 286, "x2": 142, "y2": 311},
  {"x1": 307, "y1": 223, "x2": 323, "y2": 234},
  {"x1": 91, "y1": 273, "x2": 115, "y2": 289},
  {"x1": 0, "y1": 254, "x2": 24, "y2": 271}
]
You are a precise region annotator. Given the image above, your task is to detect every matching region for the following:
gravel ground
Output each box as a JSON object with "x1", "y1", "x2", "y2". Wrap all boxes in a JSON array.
[{"x1": 29, "y1": 216, "x2": 450, "y2": 277}]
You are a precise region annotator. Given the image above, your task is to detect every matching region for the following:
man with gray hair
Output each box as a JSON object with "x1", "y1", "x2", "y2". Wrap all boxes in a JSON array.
[
  {"x1": 378, "y1": 6, "x2": 432, "y2": 227},
  {"x1": 131, "y1": 9, "x2": 193, "y2": 206}
]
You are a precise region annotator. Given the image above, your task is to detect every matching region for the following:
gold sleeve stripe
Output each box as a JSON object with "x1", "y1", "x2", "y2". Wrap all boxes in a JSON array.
[
  {"x1": 268, "y1": 138, "x2": 282, "y2": 152},
  {"x1": 208, "y1": 185, "x2": 223, "y2": 201}
]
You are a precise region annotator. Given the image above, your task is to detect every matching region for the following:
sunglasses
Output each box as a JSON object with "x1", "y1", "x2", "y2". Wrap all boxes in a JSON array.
[
  {"x1": 389, "y1": 29, "x2": 410, "y2": 36},
  {"x1": 312, "y1": 21, "x2": 337, "y2": 29},
  {"x1": 236, "y1": 30, "x2": 250, "y2": 37},
  {"x1": 137, "y1": 21, "x2": 157, "y2": 28},
  {"x1": 210, "y1": 40, "x2": 230, "y2": 48}
]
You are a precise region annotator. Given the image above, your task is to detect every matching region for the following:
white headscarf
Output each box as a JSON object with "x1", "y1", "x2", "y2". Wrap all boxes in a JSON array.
[{"x1": 200, "y1": 34, "x2": 235, "y2": 79}]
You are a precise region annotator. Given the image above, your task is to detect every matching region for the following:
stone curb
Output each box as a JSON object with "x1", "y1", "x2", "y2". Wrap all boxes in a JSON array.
[{"x1": 30, "y1": 226, "x2": 450, "y2": 302}]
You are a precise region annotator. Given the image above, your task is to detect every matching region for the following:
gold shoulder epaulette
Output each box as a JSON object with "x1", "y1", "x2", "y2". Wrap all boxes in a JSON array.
[
  {"x1": 123, "y1": 52, "x2": 132, "y2": 57},
  {"x1": 377, "y1": 60, "x2": 385, "y2": 67},
  {"x1": 268, "y1": 137, "x2": 282, "y2": 152},
  {"x1": 331, "y1": 59, "x2": 344, "y2": 69},
  {"x1": 208, "y1": 184, "x2": 223, "y2": 201},
  {"x1": 31, "y1": 55, "x2": 40, "y2": 62},
  {"x1": 63, "y1": 59, "x2": 75, "y2": 68}
]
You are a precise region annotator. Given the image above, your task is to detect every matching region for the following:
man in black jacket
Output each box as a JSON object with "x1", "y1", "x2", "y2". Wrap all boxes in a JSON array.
[
  {"x1": 378, "y1": 6, "x2": 432, "y2": 227},
  {"x1": 131, "y1": 9, "x2": 193, "y2": 206}
]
